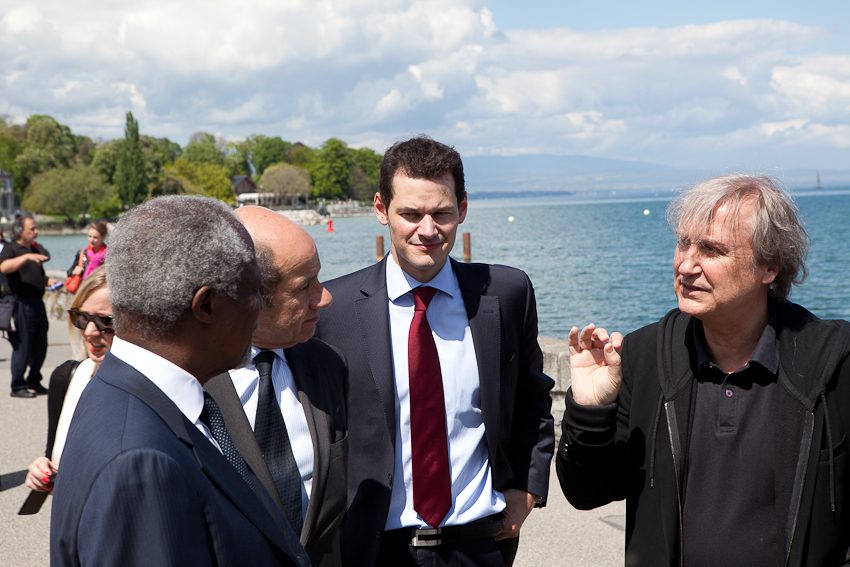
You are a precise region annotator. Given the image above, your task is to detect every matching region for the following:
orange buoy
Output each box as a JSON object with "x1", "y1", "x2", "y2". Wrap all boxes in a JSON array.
[{"x1": 326, "y1": 219, "x2": 335, "y2": 232}]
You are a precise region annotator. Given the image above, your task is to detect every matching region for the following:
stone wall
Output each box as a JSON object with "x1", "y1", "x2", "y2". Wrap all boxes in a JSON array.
[{"x1": 539, "y1": 337, "x2": 569, "y2": 444}]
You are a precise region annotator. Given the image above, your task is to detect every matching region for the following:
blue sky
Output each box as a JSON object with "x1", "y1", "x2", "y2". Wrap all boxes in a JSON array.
[{"x1": 1, "y1": 0, "x2": 848, "y2": 172}]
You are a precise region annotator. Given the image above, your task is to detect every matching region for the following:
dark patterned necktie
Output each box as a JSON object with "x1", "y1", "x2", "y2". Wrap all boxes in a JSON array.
[
  {"x1": 253, "y1": 350, "x2": 303, "y2": 537},
  {"x1": 408, "y1": 286, "x2": 452, "y2": 527},
  {"x1": 199, "y1": 392, "x2": 255, "y2": 491}
]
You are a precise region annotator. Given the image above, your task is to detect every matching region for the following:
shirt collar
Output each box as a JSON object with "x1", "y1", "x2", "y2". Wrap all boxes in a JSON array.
[
  {"x1": 110, "y1": 336, "x2": 207, "y2": 424},
  {"x1": 248, "y1": 345, "x2": 288, "y2": 368},
  {"x1": 385, "y1": 252, "x2": 458, "y2": 302},
  {"x1": 693, "y1": 303, "x2": 780, "y2": 377}
]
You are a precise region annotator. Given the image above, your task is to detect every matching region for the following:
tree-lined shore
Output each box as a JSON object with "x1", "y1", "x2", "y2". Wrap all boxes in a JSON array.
[{"x1": 0, "y1": 112, "x2": 382, "y2": 223}]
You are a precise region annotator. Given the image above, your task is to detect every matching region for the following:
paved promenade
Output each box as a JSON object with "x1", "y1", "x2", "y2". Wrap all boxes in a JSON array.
[{"x1": 0, "y1": 321, "x2": 625, "y2": 567}]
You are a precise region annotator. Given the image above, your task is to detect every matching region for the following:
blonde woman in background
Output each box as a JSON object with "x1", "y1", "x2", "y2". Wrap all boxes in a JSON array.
[{"x1": 25, "y1": 266, "x2": 113, "y2": 497}]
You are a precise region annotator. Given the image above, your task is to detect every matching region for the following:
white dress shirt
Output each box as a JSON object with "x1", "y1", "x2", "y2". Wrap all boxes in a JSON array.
[
  {"x1": 384, "y1": 254, "x2": 506, "y2": 530},
  {"x1": 52, "y1": 358, "x2": 96, "y2": 465},
  {"x1": 229, "y1": 346, "x2": 314, "y2": 520},
  {"x1": 109, "y1": 337, "x2": 218, "y2": 448}
]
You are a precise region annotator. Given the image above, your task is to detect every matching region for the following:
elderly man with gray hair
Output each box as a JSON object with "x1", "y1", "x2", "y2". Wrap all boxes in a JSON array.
[
  {"x1": 50, "y1": 195, "x2": 308, "y2": 567},
  {"x1": 557, "y1": 174, "x2": 850, "y2": 566}
]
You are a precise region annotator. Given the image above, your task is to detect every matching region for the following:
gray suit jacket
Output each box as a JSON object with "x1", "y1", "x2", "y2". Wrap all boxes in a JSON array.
[{"x1": 205, "y1": 338, "x2": 348, "y2": 567}]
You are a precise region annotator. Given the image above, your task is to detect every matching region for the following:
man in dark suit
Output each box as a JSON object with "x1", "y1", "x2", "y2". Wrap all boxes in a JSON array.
[
  {"x1": 314, "y1": 136, "x2": 555, "y2": 567},
  {"x1": 206, "y1": 206, "x2": 348, "y2": 567},
  {"x1": 50, "y1": 196, "x2": 307, "y2": 567}
]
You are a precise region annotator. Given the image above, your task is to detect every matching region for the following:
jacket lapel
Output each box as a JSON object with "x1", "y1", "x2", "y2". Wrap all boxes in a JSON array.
[
  {"x1": 287, "y1": 345, "x2": 329, "y2": 546},
  {"x1": 204, "y1": 373, "x2": 285, "y2": 510},
  {"x1": 453, "y1": 260, "x2": 502, "y2": 467},
  {"x1": 353, "y1": 258, "x2": 397, "y2": 447},
  {"x1": 98, "y1": 355, "x2": 300, "y2": 560}
]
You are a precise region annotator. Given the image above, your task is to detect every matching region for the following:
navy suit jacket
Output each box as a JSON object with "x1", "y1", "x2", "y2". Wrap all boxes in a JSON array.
[
  {"x1": 50, "y1": 353, "x2": 309, "y2": 567},
  {"x1": 314, "y1": 257, "x2": 555, "y2": 566}
]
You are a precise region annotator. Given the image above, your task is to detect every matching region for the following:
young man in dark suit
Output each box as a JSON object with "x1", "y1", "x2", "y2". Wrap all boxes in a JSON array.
[
  {"x1": 315, "y1": 136, "x2": 555, "y2": 567},
  {"x1": 206, "y1": 206, "x2": 348, "y2": 567},
  {"x1": 50, "y1": 196, "x2": 307, "y2": 567}
]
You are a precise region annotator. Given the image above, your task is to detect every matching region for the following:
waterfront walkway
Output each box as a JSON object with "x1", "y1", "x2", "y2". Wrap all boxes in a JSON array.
[{"x1": 0, "y1": 322, "x2": 625, "y2": 567}]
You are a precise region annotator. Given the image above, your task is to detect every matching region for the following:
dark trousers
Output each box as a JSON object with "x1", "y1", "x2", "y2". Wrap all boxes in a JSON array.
[
  {"x1": 9, "y1": 296, "x2": 48, "y2": 392},
  {"x1": 375, "y1": 535, "x2": 518, "y2": 567}
]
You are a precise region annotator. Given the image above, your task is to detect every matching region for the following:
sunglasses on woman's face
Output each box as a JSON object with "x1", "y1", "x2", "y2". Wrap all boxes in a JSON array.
[{"x1": 68, "y1": 309, "x2": 115, "y2": 333}]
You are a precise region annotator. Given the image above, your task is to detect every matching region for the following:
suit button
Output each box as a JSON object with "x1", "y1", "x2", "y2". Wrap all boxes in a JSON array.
[{"x1": 376, "y1": 531, "x2": 382, "y2": 539}]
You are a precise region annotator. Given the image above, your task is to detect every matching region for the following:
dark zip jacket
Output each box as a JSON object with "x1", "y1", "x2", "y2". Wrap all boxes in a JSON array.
[{"x1": 557, "y1": 301, "x2": 850, "y2": 566}]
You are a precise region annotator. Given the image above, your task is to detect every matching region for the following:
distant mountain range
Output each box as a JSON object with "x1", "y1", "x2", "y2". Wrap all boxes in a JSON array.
[{"x1": 462, "y1": 154, "x2": 850, "y2": 197}]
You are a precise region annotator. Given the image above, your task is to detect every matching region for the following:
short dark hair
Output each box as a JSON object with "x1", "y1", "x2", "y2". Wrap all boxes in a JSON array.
[{"x1": 378, "y1": 135, "x2": 465, "y2": 206}]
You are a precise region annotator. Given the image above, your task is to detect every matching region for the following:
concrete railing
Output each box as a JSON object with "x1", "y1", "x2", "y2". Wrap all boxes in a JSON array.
[{"x1": 539, "y1": 338, "x2": 569, "y2": 444}]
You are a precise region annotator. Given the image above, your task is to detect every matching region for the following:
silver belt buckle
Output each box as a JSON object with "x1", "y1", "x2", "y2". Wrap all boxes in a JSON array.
[{"x1": 411, "y1": 527, "x2": 442, "y2": 547}]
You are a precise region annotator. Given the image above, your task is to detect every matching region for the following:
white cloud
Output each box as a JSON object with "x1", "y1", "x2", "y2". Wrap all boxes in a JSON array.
[{"x1": 0, "y1": 1, "x2": 847, "y2": 168}]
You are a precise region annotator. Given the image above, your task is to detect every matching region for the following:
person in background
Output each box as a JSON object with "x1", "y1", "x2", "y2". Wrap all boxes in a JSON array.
[
  {"x1": 25, "y1": 266, "x2": 113, "y2": 498},
  {"x1": 0, "y1": 215, "x2": 60, "y2": 398},
  {"x1": 67, "y1": 221, "x2": 108, "y2": 283},
  {"x1": 558, "y1": 174, "x2": 850, "y2": 566}
]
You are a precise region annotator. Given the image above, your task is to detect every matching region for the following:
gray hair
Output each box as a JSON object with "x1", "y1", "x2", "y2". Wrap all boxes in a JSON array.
[
  {"x1": 254, "y1": 242, "x2": 282, "y2": 309},
  {"x1": 106, "y1": 195, "x2": 255, "y2": 337},
  {"x1": 11, "y1": 215, "x2": 33, "y2": 240},
  {"x1": 667, "y1": 173, "x2": 809, "y2": 301}
]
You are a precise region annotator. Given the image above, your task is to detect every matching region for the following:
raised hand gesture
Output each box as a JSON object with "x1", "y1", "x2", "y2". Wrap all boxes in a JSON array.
[{"x1": 569, "y1": 324, "x2": 624, "y2": 407}]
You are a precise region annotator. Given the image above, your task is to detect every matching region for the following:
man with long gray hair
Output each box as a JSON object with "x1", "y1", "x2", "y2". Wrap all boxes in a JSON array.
[
  {"x1": 558, "y1": 174, "x2": 850, "y2": 565},
  {"x1": 50, "y1": 195, "x2": 307, "y2": 567}
]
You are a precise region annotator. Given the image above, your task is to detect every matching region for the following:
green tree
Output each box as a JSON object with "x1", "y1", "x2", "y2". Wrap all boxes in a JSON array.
[
  {"x1": 184, "y1": 132, "x2": 225, "y2": 167},
  {"x1": 225, "y1": 134, "x2": 264, "y2": 176},
  {"x1": 253, "y1": 136, "x2": 291, "y2": 176},
  {"x1": 172, "y1": 158, "x2": 235, "y2": 204},
  {"x1": 0, "y1": 131, "x2": 23, "y2": 195},
  {"x1": 153, "y1": 137, "x2": 183, "y2": 163},
  {"x1": 261, "y1": 163, "x2": 311, "y2": 206},
  {"x1": 350, "y1": 147, "x2": 382, "y2": 201},
  {"x1": 23, "y1": 165, "x2": 116, "y2": 223},
  {"x1": 311, "y1": 138, "x2": 353, "y2": 200},
  {"x1": 150, "y1": 164, "x2": 205, "y2": 198},
  {"x1": 114, "y1": 111, "x2": 149, "y2": 206},
  {"x1": 289, "y1": 144, "x2": 315, "y2": 172},
  {"x1": 14, "y1": 115, "x2": 76, "y2": 183}
]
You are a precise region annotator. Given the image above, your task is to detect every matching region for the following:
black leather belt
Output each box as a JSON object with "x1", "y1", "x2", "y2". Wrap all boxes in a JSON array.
[{"x1": 382, "y1": 518, "x2": 504, "y2": 548}]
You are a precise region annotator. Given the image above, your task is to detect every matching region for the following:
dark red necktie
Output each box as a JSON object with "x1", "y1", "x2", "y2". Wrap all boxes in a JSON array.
[{"x1": 408, "y1": 286, "x2": 452, "y2": 527}]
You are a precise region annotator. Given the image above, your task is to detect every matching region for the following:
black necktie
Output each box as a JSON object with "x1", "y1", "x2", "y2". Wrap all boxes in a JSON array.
[
  {"x1": 199, "y1": 392, "x2": 255, "y2": 491},
  {"x1": 254, "y1": 350, "x2": 303, "y2": 537}
]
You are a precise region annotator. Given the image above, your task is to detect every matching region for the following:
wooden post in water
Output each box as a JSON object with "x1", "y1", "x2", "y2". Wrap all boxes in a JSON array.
[
  {"x1": 463, "y1": 232, "x2": 471, "y2": 262},
  {"x1": 376, "y1": 235, "x2": 384, "y2": 261}
]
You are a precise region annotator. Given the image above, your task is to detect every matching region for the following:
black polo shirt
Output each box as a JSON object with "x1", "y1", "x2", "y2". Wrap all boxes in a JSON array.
[
  {"x1": 681, "y1": 310, "x2": 780, "y2": 567},
  {"x1": 0, "y1": 240, "x2": 50, "y2": 298}
]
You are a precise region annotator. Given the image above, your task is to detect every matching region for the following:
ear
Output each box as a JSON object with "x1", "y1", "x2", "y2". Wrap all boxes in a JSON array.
[
  {"x1": 190, "y1": 286, "x2": 216, "y2": 325},
  {"x1": 374, "y1": 193, "x2": 390, "y2": 226},
  {"x1": 458, "y1": 195, "x2": 468, "y2": 224},
  {"x1": 374, "y1": 192, "x2": 389, "y2": 226},
  {"x1": 761, "y1": 266, "x2": 779, "y2": 285}
]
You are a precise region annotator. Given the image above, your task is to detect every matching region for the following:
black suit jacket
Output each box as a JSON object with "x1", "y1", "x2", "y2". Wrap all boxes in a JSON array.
[
  {"x1": 205, "y1": 338, "x2": 348, "y2": 567},
  {"x1": 50, "y1": 353, "x2": 308, "y2": 567},
  {"x1": 314, "y1": 257, "x2": 555, "y2": 567}
]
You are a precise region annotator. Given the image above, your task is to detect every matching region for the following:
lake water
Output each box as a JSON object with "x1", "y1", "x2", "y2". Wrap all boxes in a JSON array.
[{"x1": 37, "y1": 189, "x2": 850, "y2": 339}]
